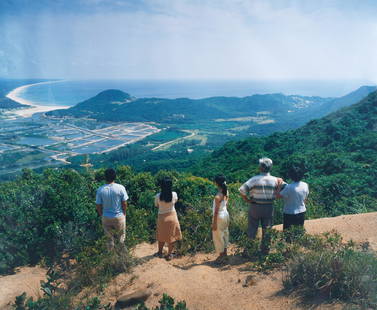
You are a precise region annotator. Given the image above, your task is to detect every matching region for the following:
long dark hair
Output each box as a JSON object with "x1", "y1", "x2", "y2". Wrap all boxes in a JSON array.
[
  {"x1": 214, "y1": 175, "x2": 227, "y2": 197},
  {"x1": 159, "y1": 177, "x2": 173, "y2": 202}
]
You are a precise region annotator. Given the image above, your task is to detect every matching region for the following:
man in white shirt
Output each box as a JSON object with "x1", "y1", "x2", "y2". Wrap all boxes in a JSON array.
[
  {"x1": 239, "y1": 157, "x2": 282, "y2": 254},
  {"x1": 96, "y1": 168, "x2": 129, "y2": 250}
]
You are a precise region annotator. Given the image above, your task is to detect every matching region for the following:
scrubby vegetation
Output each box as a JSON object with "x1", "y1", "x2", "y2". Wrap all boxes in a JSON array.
[
  {"x1": 13, "y1": 237, "x2": 133, "y2": 310},
  {"x1": 137, "y1": 294, "x2": 188, "y2": 310},
  {"x1": 283, "y1": 233, "x2": 377, "y2": 308},
  {"x1": 3, "y1": 90, "x2": 377, "y2": 308},
  {"x1": 193, "y1": 90, "x2": 377, "y2": 219},
  {"x1": 0, "y1": 167, "x2": 217, "y2": 274}
]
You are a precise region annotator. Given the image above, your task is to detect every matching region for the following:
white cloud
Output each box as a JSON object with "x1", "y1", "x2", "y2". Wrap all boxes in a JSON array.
[{"x1": 1, "y1": 0, "x2": 377, "y2": 82}]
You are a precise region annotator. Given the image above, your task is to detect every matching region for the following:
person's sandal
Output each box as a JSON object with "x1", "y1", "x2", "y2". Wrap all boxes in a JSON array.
[
  {"x1": 165, "y1": 254, "x2": 173, "y2": 261},
  {"x1": 153, "y1": 252, "x2": 163, "y2": 258}
]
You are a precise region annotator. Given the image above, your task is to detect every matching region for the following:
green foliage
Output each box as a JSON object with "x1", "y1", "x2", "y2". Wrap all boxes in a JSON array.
[
  {"x1": 176, "y1": 202, "x2": 213, "y2": 254},
  {"x1": 13, "y1": 292, "x2": 111, "y2": 310},
  {"x1": 0, "y1": 166, "x2": 219, "y2": 274},
  {"x1": 0, "y1": 168, "x2": 101, "y2": 274},
  {"x1": 283, "y1": 234, "x2": 377, "y2": 307},
  {"x1": 73, "y1": 238, "x2": 135, "y2": 290},
  {"x1": 137, "y1": 293, "x2": 188, "y2": 310},
  {"x1": 193, "y1": 90, "x2": 377, "y2": 220},
  {"x1": 13, "y1": 291, "x2": 72, "y2": 310},
  {"x1": 13, "y1": 240, "x2": 132, "y2": 310}
]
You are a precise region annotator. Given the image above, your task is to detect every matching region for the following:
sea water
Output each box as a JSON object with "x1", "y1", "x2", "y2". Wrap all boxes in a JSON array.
[{"x1": 13, "y1": 79, "x2": 372, "y2": 107}]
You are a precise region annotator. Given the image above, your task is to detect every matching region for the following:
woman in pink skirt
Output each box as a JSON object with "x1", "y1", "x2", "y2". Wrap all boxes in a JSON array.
[{"x1": 154, "y1": 177, "x2": 182, "y2": 261}]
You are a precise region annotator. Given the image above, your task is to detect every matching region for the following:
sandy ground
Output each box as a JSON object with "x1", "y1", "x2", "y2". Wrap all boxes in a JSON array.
[
  {"x1": 275, "y1": 212, "x2": 377, "y2": 251},
  {"x1": 7, "y1": 105, "x2": 70, "y2": 118},
  {"x1": 0, "y1": 266, "x2": 46, "y2": 309},
  {"x1": 102, "y1": 212, "x2": 377, "y2": 309},
  {"x1": 1, "y1": 212, "x2": 376, "y2": 309}
]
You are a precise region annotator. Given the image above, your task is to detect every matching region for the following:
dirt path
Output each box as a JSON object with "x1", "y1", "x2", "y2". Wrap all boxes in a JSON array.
[
  {"x1": 102, "y1": 212, "x2": 377, "y2": 309},
  {"x1": 1, "y1": 212, "x2": 376, "y2": 309},
  {"x1": 102, "y1": 242, "x2": 343, "y2": 310},
  {"x1": 0, "y1": 266, "x2": 46, "y2": 309}
]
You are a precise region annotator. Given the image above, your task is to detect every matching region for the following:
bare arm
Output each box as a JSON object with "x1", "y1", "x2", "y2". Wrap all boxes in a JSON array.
[
  {"x1": 96, "y1": 204, "x2": 103, "y2": 217},
  {"x1": 275, "y1": 178, "x2": 284, "y2": 199},
  {"x1": 240, "y1": 193, "x2": 252, "y2": 204},
  {"x1": 212, "y1": 195, "x2": 222, "y2": 231},
  {"x1": 122, "y1": 201, "x2": 127, "y2": 215},
  {"x1": 239, "y1": 182, "x2": 252, "y2": 204}
]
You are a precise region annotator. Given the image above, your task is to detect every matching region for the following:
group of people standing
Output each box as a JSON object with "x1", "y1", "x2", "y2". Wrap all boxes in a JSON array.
[{"x1": 95, "y1": 157, "x2": 309, "y2": 262}]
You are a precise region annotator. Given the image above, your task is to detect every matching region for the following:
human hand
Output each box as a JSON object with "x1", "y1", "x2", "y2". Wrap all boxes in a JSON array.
[{"x1": 276, "y1": 178, "x2": 284, "y2": 190}]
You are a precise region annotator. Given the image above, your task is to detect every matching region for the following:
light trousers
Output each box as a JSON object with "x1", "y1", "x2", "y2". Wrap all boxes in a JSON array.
[
  {"x1": 212, "y1": 212, "x2": 230, "y2": 254},
  {"x1": 102, "y1": 215, "x2": 126, "y2": 250}
]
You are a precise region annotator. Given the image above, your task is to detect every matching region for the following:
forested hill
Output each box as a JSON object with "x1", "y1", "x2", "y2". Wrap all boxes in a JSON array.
[
  {"x1": 0, "y1": 96, "x2": 26, "y2": 109},
  {"x1": 48, "y1": 89, "x2": 333, "y2": 122},
  {"x1": 48, "y1": 87, "x2": 375, "y2": 124},
  {"x1": 193, "y1": 90, "x2": 377, "y2": 216}
]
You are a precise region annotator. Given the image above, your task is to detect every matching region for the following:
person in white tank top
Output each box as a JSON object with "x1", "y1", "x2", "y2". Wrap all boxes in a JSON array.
[{"x1": 212, "y1": 175, "x2": 230, "y2": 263}]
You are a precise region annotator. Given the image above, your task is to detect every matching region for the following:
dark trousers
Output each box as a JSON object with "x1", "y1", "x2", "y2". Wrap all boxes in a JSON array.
[
  {"x1": 283, "y1": 212, "x2": 305, "y2": 242},
  {"x1": 283, "y1": 212, "x2": 305, "y2": 230},
  {"x1": 248, "y1": 204, "x2": 273, "y2": 253}
]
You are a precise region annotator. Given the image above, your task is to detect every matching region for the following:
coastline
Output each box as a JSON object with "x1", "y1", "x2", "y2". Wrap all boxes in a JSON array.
[{"x1": 5, "y1": 80, "x2": 70, "y2": 117}]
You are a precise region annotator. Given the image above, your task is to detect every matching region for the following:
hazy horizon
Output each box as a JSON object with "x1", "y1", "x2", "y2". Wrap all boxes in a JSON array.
[{"x1": 1, "y1": 0, "x2": 377, "y2": 82}]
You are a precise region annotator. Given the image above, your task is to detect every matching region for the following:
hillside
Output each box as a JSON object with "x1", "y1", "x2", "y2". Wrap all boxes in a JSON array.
[
  {"x1": 46, "y1": 86, "x2": 377, "y2": 175},
  {"x1": 0, "y1": 79, "x2": 43, "y2": 110},
  {"x1": 193, "y1": 90, "x2": 377, "y2": 217},
  {"x1": 47, "y1": 87, "x2": 377, "y2": 125},
  {"x1": 1, "y1": 212, "x2": 376, "y2": 310},
  {"x1": 48, "y1": 89, "x2": 334, "y2": 123},
  {"x1": 0, "y1": 97, "x2": 27, "y2": 109}
]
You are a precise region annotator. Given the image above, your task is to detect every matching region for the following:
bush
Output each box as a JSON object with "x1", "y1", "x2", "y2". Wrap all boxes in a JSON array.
[
  {"x1": 137, "y1": 293, "x2": 188, "y2": 310},
  {"x1": 176, "y1": 199, "x2": 213, "y2": 255},
  {"x1": 283, "y1": 234, "x2": 377, "y2": 307},
  {"x1": 73, "y1": 237, "x2": 136, "y2": 291},
  {"x1": 13, "y1": 239, "x2": 134, "y2": 310}
]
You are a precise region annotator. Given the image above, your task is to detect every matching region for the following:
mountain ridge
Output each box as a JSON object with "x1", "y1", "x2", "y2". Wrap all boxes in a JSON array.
[{"x1": 47, "y1": 86, "x2": 377, "y2": 128}]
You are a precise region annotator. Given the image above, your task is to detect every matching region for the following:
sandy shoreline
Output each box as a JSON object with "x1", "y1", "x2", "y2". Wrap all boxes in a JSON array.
[{"x1": 5, "y1": 80, "x2": 70, "y2": 117}]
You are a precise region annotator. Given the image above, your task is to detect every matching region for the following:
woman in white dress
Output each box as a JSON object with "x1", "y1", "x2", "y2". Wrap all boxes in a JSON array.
[{"x1": 212, "y1": 175, "x2": 230, "y2": 262}]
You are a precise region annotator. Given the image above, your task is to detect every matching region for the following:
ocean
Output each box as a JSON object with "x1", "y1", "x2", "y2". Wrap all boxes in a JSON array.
[{"x1": 10, "y1": 79, "x2": 373, "y2": 107}]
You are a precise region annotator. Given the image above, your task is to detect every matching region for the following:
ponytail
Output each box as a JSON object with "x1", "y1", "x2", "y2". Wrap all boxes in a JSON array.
[{"x1": 214, "y1": 175, "x2": 228, "y2": 197}]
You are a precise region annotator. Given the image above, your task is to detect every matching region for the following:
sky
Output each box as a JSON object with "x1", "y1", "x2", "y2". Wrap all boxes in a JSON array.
[{"x1": 1, "y1": 0, "x2": 377, "y2": 81}]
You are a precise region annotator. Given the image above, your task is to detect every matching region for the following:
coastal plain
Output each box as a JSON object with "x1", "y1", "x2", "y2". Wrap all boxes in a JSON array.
[{"x1": 0, "y1": 114, "x2": 159, "y2": 177}]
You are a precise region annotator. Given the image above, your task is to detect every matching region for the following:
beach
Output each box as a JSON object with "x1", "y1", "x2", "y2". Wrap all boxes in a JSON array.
[{"x1": 5, "y1": 80, "x2": 70, "y2": 117}]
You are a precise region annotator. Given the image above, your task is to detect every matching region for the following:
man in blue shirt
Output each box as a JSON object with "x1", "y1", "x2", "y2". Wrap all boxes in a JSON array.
[{"x1": 96, "y1": 168, "x2": 129, "y2": 250}]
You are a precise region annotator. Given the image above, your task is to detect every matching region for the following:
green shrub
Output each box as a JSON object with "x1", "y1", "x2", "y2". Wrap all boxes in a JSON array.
[
  {"x1": 176, "y1": 198, "x2": 213, "y2": 255},
  {"x1": 137, "y1": 293, "x2": 188, "y2": 310},
  {"x1": 283, "y1": 235, "x2": 377, "y2": 307},
  {"x1": 73, "y1": 237, "x2": 135, "y2": 291}
]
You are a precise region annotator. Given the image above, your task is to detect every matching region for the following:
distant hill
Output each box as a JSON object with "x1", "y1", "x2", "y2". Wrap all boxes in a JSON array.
[
  {"x1": 47, "y1": 89, "x2": 134, "y2": 118},
  {"x1": 0, "y1": 97, "x2": 27, "y2": 109},
  {"x1": 47, "y1": 89, "x2": 334, "y2": 123},
  {"x1": 48, "y1": 86, "x2": 377, "y2": 130},
  {"x1": 309, "y1": 85, "x2": 377, "y2": 117},
  {"x1": 0, "y1": 79, "x2": 45, "y2": 110}
]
